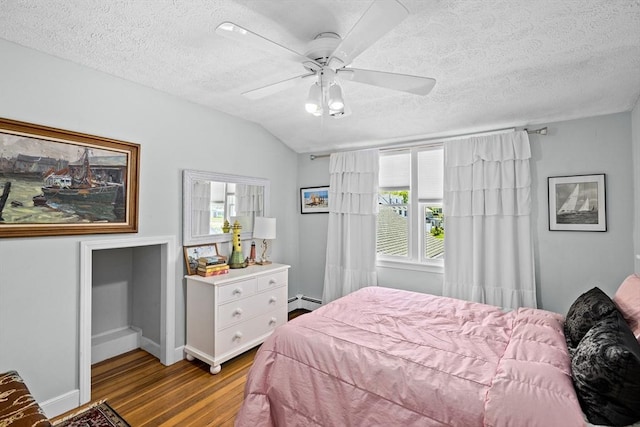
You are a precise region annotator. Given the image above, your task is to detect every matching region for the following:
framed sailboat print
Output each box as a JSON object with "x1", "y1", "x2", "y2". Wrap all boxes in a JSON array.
[
  {"x1": 0, "y1": 117, "x2": 140, "y2": 237},
  {"x1": 548, "y1": 174, "x2": 606, "y2": 231}
]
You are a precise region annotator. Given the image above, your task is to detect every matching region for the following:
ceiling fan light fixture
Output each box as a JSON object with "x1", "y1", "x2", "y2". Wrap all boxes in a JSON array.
[
  {"x1": 329, "y1": 106, "x2": 345, "y2": 117},
  {"x1": 305, "y1": 83, "x2": 322, "y2": 114},
  {"x1": 328, "y1": 83, "x2": 344, "y2": 110}
]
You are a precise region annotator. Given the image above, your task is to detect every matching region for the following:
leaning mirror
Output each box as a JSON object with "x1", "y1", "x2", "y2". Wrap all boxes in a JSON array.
[{"x1": 183, "y1": 170, "x2": 270, "y2": 246}]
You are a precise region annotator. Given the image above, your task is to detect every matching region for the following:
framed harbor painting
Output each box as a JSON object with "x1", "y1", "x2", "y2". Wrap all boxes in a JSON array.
[
  {"x1": 0, "y1": 117, "x2": 140, "y2": 237},
  {"x1": 548, "y1": 174, "x2": 606, "y2": 231},
  {"x1": 300, "y1": 186, "x2": 329, "y2": 214}
]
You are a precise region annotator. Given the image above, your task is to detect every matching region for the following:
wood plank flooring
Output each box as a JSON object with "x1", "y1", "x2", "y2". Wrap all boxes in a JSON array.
[{"x1": 51, "y1": 309, "x2": 309, "y2": 426}]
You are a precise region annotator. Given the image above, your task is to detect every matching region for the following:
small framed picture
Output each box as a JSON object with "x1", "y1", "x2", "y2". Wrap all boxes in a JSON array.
[
  {"x1": 300, "y1": 186, "x2": 329, "y2": 214},
  {"x1": 183, "y1": 243, "x2": 224, "y2": 275},
  {"x1": 548, "y1": 174, "x2": 606, "y2": 231}
]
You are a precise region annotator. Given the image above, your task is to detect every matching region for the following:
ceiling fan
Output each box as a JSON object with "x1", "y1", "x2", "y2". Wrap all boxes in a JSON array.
[{"x1": 215, "y1": 0, "x2": 436, "y2": 118}]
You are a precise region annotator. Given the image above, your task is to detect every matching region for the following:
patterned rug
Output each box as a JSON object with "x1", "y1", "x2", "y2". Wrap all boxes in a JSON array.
[{"x1": 53, "y1": 402, "x2": 130, "y2": 427}]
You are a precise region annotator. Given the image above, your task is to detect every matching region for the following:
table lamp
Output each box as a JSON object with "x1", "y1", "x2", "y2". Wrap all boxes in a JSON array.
[{"x1": 253, "y1": 217, "x2": 276, "y2": 265}]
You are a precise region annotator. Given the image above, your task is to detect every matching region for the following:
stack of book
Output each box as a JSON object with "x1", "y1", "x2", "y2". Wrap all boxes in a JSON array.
[{"x1": 196, "y1": 255, "x2": 229, "y2": 277}]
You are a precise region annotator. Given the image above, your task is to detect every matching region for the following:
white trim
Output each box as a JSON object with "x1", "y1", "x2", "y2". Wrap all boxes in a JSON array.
[
  {"x1": 40, "y1": 389, "x2": 79, "y2": 419},
  {"x1": 140, "y1": 334, "x2": 161, "y2": 360},
  {"x1": 79, "y1": 235, "x2": 176, "y2": 405},
  {"x1": 174, "y1": 345, "x2": 186, "y2": 363},
  {"x1": 91, "y1": 327, "x2": 140, "y2": 364},
  {"x1": 377, "y1": 258, "x2": 444, "y2": 274}
]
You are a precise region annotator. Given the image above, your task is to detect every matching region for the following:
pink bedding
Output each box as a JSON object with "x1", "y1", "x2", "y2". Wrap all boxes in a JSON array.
[{"x1": 236, "y1": 287, "x2": 586, "y2": 426}]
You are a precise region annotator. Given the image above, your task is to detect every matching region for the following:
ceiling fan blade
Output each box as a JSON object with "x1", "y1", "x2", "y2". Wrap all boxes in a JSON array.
[
  {"x1": 337, "y1": 68, "x2": 436, "y2": 95},
  {"x1": 328, "y1": 0, "x2": 409, "y2": 68},
  {"x1": 242, "y1": 73, "x2": 316, "y2": 100},
  {"x1": 216, "y1": 22, "x2": 321, "y2": 68}
]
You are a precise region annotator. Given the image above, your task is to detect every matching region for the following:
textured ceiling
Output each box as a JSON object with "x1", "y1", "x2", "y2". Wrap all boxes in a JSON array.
[{"x1": 1, "y1": 0, "x2": 639, "y2": 153}]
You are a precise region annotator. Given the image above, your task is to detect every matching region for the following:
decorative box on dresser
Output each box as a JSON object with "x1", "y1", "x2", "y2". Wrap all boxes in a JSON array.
[{"x1": 184, "y1": 263, "x2": 290, "y2": 374}]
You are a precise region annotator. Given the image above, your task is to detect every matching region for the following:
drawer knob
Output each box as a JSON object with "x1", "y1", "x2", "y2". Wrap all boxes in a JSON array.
[
  {"x1": 269, "y1": 296, "x2": 277, "y2": 304},
  {"x1": 232, "y1": 287, "x2": 243, "y2": 296},
  {"x1": 233, "y1": 308, "x2": 243, "y2": 317},
  {"x1": 269, "y1": 317, "x2": 277, "y2": 325},
  {"x1": 269, "y1": 279, "x2": 276, "y2": 285},
  {"x1": 233, "y1": 332, "x2": 243, "y2": 341}
]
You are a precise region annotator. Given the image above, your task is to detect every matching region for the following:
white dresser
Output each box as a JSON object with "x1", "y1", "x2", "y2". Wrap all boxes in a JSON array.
[{"x1": 184, "y1": 263, "x2": 290, "y2": 374}]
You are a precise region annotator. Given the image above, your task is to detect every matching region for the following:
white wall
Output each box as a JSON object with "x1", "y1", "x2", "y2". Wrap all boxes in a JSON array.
[
  {"x1": 532, "y1": 113, "x2": 634, "y2": 314},
  {"x1": 0, "y1": 39, "x2": 299, "y2": 410},
  {"x1": 92, "y1": 248, "x2": 134, "y2": 336},
  {"x1": 296, "y1": 112, "x2": 635, "y2": 315},
  {"x1": 132, "y1": 245, "x2": 162, "y2": 344},
  {"x1": 296, "y1": 154, "x2": 330, "y2": 299}
]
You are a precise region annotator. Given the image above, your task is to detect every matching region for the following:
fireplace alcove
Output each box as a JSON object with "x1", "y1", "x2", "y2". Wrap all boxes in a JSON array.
[{"x1": 79, "y1": 236, "x2": 176, "y2": 405}]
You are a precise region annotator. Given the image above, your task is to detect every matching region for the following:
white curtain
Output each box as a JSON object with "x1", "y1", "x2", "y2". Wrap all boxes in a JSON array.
[
  {"x1": 191, "y1": 180, "x2": 211, "y2": 236},
  {"x1": 236, "y1": 184, "x2": 264, "y2": 229},
  {"x1": 322, "y1": 149, "x2": 379, "y2": 304},
  {"x1": 443, "y1": 131, "x2": 536, "y2": 309}
]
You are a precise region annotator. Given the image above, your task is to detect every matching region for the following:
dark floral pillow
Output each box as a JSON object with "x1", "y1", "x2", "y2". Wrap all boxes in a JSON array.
[
  {"x1": 564, "y1": 287, "x2": 618, "y2": 350},
  {"x1": 571, "y1": 311, "x2": 640, "y2": 426}
]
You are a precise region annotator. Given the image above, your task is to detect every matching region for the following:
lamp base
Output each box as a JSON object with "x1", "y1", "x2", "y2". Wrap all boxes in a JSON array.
[{"x1": 256, "y1": 260, "x2": 272, "y2": 265}]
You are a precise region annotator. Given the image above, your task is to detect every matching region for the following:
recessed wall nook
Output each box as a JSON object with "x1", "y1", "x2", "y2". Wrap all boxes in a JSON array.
[{"x1": 79, "y1": 236, "x2": 177, "y2": 405}]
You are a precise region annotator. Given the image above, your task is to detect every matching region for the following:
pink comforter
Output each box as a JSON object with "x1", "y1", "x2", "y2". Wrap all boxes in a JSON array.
[{"x1": 236, "y1": 287, "x2": 585, "y2": 426}]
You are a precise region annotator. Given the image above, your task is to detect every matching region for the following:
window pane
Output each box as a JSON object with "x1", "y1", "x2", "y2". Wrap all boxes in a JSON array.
[
  {"x1": 379, "y1": 151, "x2": 410, "y2": 189},
  {"x1": 417, "y1": 149, "x2": 443, "y2": 202},
  {"x1": 424, "y1": 205, "x2": 444, "y2": 259},
  {"x1": 209, "y1": 199, "x2": 225, "y2": 234},
  {"x1": 377, "y1": 191, "x2": 409, "y2": 256}
]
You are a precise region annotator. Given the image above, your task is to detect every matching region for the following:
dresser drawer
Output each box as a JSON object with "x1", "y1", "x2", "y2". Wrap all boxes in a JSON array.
[
  {"x1": 217, "y1": 278, "x2": 257, "y2": 304},
  {"x1": 257, "y1": 270, "x2": 287, "y2": 292},
  {"x1": 217, "y1": 285, "x2": 288, "y2": 330},
  {"x1": 216, "y1": 309, "x2": 287, "y2": 358}
]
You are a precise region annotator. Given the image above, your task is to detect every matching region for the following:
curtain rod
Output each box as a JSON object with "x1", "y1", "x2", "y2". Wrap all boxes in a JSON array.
[{"x1": 309, "y1": 126, "x2": 548, "y2": 160}]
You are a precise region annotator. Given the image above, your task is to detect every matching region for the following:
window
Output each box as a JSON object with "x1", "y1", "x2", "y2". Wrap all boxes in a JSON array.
[
  {"x1": 209, "y1": 182, "x2": 236, "y2": 234},
  {"x1": 377, "y1": 145, "x2": 444, "y2": 265}
]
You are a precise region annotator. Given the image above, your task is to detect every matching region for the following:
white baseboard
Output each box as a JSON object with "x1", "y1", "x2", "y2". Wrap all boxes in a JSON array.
[
  {"x1": 173, "y1": 345, "x2": 185, "y2": 363},
  {"x1": 41, "y1": 389, "x2": 79, "y2": 418},
  {"x1": 91, "y1": 327, "x2": 141, "y2": 364},
  {"x1": 42, "y1": 344, "x2": 184, "y2": 419},
  {"x1": 140, "y1": 335, "x2": 160, "y2": 360}
]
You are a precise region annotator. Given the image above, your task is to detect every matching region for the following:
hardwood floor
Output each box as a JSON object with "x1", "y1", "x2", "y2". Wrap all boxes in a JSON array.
[{"x1": 51, "y1": 309, "x2": 309, "y2": 426}]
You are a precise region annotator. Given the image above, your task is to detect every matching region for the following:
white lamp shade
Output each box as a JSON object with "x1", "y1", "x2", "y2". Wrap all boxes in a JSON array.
[
  {"x1": 305, "y1": 83, "x2": 322, "y2": 114},
  {"x1": 328, "y1": 84, "x2": 344, "y2": 110},
  {"x1": 253, "y1": 217, "x2": 276, "y2": 240}
]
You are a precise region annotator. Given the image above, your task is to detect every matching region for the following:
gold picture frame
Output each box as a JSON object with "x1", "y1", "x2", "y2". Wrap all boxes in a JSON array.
[{"x1": 0, "y1": 117, "x2": 140, "y2": 237}]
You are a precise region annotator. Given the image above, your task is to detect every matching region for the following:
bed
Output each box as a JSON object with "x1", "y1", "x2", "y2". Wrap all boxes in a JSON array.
[{"x1": 236, "y1": 282, "x2": 640, "y2": 426}]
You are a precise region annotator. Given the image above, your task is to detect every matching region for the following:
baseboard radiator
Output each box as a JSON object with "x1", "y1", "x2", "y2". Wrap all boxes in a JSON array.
[{"x1": 288, "y1": 294, "x2": 322, "y2": 312}]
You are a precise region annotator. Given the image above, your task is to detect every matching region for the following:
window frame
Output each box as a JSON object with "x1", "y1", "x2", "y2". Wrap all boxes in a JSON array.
[{"x1": 377, "y1": 144, "x2": 444, "y2": 272}]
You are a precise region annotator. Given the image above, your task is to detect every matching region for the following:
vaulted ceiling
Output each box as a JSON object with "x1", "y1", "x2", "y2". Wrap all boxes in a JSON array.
[{"x1": 1, "y1": 1, "x2": 639, "y2": 153}]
